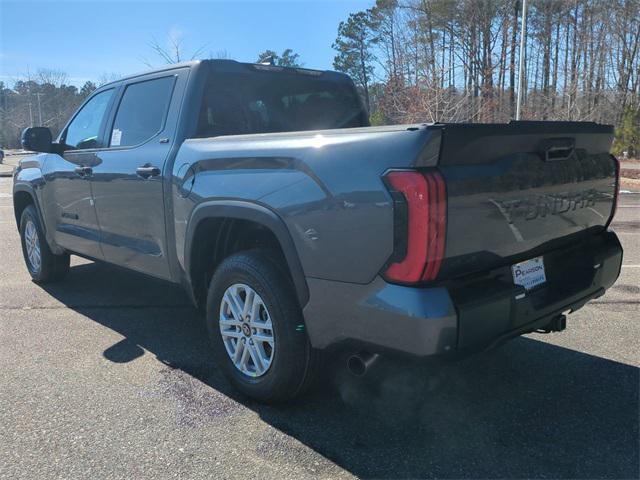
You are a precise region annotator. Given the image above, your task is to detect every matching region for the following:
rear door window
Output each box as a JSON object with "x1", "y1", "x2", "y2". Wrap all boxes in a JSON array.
[{"x1": 110, "y1": 76, "x2": 175, "y2": 147}]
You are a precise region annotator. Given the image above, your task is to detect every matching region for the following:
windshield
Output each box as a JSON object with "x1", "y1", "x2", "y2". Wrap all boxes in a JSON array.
[{"x1": 196, "y1": 70, "x2": 368, "y2": 137}]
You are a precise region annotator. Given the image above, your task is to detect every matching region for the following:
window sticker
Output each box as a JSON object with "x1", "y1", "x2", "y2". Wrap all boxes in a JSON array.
[{"x1": 111, "y1": 128, "x2": 122, "y2": 146}]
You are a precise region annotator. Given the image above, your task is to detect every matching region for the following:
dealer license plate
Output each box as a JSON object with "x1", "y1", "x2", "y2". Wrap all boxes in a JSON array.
[{"x1": 511, "y1": 256, "x2": 546, "y2": 291}]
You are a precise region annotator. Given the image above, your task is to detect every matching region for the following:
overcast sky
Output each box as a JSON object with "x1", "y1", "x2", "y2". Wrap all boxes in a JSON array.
[{"x1": 0, "y1": 0, "x2": 373, "y2": 87}]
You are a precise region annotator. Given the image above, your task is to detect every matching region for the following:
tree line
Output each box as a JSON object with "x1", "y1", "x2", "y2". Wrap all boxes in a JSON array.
[
  {"x1": 0, "y1": 48, "x2": 302, "y2": 149},
  {"x1": 1, "y1": 2, "x2": 638, "y2": 156},
  {"x1": 0, "y1": 71, "x2": 98, "y2": 149},
  {"x1": 332, "y1": 0, "x2": 640, "y2": 157}
]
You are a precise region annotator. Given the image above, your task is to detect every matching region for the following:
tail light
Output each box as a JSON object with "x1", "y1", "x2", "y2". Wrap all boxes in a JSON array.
[
  {"x1": 383, "y1": 170, "x2": 447, "y2": 283},
  {"x1": 605, "y1": 154, "x2": 620, "y2": 229}
]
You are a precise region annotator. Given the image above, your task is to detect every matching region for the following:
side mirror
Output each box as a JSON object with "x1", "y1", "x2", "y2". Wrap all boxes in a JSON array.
[{"x1": 21, "y1": 127, "x2": 53, "y2": 153}]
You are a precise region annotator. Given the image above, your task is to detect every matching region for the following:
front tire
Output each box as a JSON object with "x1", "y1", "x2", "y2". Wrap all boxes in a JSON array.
[
  {"x1": 206, "y1": 249, "x2": 320, "y2": 403},
  {"x1": 19, "y1": 205, "x2": 69, "y2": 283}
]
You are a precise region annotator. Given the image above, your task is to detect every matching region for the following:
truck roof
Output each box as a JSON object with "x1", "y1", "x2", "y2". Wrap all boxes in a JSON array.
[{"x1": 99, "y1": 59, "x2": 350, "y2": 88}]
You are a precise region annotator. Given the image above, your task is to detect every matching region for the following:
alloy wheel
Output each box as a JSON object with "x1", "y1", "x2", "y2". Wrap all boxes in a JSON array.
[
  {"x1": 219, "y1": 283, "x2": 275, "y2": 377},
  {"x1": 24, "y1": 220, "x2": 41, "y2": 273}
]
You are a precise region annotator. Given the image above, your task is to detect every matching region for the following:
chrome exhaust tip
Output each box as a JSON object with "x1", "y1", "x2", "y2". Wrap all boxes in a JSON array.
[{"x1": 347, "y1": 352, "x2": 380, "y2": 376}]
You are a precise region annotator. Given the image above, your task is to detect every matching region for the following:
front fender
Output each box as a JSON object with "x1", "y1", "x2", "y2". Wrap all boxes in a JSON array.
[
  {"x1": 12, "y1": 182, "x2": 39, "y2": 225},
  {"x1": 13, "y1": 161, "x2": 63, "y2": 255},
  {"x1": 184, "y1": 200, "x2": 309, "y2": 307}
]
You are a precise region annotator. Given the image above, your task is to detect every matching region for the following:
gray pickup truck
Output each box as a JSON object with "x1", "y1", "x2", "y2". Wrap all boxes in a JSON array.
[{"x1": 14, "y1": 60, "x2": 622, "y2": 402}]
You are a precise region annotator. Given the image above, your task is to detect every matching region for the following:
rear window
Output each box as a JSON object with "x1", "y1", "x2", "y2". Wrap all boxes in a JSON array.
[{"x1": 196, "y1": 71, "x2": 367, "y2": 137}]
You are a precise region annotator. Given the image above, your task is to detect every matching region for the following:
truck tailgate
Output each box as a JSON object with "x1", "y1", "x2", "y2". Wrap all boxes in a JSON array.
[{"x1": 433, "y1": 121, "x2": 617, "y2": 279}]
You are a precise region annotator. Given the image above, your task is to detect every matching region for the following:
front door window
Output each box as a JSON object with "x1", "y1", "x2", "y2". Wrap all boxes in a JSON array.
[{"x1": 64, "y1": 89, "x2": 114, "y2": 150}]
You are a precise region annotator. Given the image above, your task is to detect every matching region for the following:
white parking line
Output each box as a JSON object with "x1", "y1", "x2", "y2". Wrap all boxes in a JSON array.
[
  {"x1": 488, "y1": 199, "x2": 524, "y2": 242},
  {"x1": 621, "y1": 265, "x2": 640, "y2": 268}
]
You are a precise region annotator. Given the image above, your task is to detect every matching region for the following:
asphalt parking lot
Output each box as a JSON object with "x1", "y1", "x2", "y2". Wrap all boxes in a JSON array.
[{"x1": 0, "y1": 173, "x2": 638, "y2": 479}]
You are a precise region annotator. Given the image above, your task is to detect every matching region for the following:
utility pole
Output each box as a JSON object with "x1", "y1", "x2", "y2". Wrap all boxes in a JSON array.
[
  {"x1": 515, "y1": 0, "x2": 527, "y2": 120},
  {"x1": 35, "y1": 92, "x2": 43, "y2": 125},
  {"x1": 28, "y1": 101, "x2": 33, "y2": 127}
]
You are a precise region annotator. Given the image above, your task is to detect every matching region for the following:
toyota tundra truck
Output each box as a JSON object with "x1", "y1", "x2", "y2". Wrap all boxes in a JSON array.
[{"x1": 14, "y1": 60, "x2": 622, "y2": 402}]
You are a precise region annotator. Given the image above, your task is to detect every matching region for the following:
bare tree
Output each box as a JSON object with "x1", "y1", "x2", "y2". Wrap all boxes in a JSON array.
[
  {"x1": 143, "y1": 29, "x2": 207, "y2": 67},
  {"x1": 210, "y1": 49, "x2": 230, "y2": 60},
  {"x1": 97, "y1": 72, "x2": 122, "y2": 86},
  {"x1": 332, "y1": 0, "x2": 639, "y2": 147}
]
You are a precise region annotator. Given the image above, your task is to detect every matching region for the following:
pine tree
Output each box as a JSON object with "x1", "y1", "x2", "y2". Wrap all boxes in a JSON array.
[
  {"x1": 332, "y1": 10, "x2": 378, "y2": 112},
  {"x1": 613, "y1": 105, "x2": 640, "y2": 158},
  {"x1": 80, "y1": 81, "x2": 97, "y2": 98},
  {"x1": 256, "y1": 49, "x2": 302, "y2": 67}
]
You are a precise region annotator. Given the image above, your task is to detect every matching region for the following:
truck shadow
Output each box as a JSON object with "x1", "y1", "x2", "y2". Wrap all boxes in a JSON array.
[{"x1": 41, "y1": 261, "x2": 639, "y2": 479}]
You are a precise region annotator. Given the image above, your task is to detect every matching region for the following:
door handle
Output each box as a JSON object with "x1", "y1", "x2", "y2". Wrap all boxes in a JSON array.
[
  {"x1": 74, "y1": 166, "x2": 92, "y2": 176},
  {"x1": 136, "y1": 164, "x2": 161, "y2": 179}
]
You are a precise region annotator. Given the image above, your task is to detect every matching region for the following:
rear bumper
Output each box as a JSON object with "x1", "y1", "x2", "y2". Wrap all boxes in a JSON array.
[{"x1": 302, "y1": 231, "x2": 623, "y2": 357}]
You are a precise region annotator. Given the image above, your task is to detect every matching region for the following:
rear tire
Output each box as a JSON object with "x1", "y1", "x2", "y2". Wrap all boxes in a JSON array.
[
  {"x1": 19, "y1": 205, "x2": 69, "y2": 283},
  {"x1": 206, "y1": 249, "x2": 321, "y2": 403}
]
